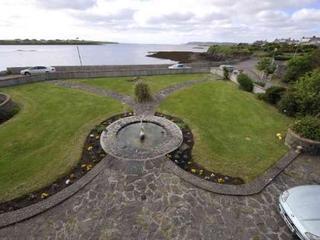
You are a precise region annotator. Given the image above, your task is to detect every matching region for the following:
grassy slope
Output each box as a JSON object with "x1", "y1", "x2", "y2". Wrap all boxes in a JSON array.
[
  {"x1": 159, "y1": 81, "x2": 292, "y2": 182},
  {"x1": 0, "y1": 83, "x2": 123, "y2": 202},
  {"x1": 74, "y1": 73, "x2": 210, "y2": 96}
]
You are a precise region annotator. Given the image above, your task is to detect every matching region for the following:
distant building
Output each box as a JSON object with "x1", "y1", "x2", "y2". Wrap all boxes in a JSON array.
[
  {"x1": 253, "y1": 40, "x2": 268, "y2": 46},
  {"x1": 301, "y1": 36, "x2": 320, "y2": 45},
  {"x1": 273, "y1": 38, "x2": 299, "y2": 44}
]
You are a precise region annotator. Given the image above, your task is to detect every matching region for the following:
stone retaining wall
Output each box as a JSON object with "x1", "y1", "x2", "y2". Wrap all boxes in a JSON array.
[
  {"x1": 210, "y1": 67, "x2": 266, "y2": 94},
  {"x1": 1, "y1": 65, "x2": 211, "y2": 88},
  {"x1": 0, "y1": 93, "x2": 18, "y2": 123},
  {"x1": 285, "y1": 128, "x2": 320, "y2": 155}
]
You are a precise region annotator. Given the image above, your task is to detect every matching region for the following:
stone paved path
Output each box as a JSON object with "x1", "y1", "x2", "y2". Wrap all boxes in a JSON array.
[
  {"x1": 1, "y1": 78, "x2": 319, "y2": 239},
  {"x1": 0, "y1": 154, "x2": 319, "y2": 240}
]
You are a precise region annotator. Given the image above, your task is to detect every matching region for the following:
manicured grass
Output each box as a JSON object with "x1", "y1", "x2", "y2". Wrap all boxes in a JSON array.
[
  {"x1": 74, "y1": 73, "x2": 210, "y2": 96},
  {"x1": 0, "y1": 83, "x2": 123, "y2": 202},
  {"x1": 159, "y1": 81, "x2": 292, "y2": 182}
]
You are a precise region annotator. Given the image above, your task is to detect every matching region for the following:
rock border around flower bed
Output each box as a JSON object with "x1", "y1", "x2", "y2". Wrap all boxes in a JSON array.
[
  {"x1": 156, "y1": 112, "x2": 245, "y2": 185},
  {"x1": 0, "y1": 93, "x2": 19, "y2": 124},
  {"x1": 155, "y1": 114, "x2": 301, "y2": 195},
  {"x1": 285, "y1": 128, "x2": 320, "y2": 155},
  {"x1": 0, "y1": 112, "x2": 133, "y2": 228},
  {"x1": 166, "y1": 149, "x2": 301, "y2": 196}
]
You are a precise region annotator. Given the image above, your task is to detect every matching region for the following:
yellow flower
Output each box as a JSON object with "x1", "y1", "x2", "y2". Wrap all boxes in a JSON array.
[
  {"x1": 87, "y1": 146, "x2": 93, "y2": 151},
  {"x1": 81, "y1": 164, "x2": 87, "y2": 168},
  {"x1": 199, "y1": 170, "x2": 204, "y2": 175},
  {"x1": 191, "y1": 169, "x2": 196, "y2": 173},
  {"x1": 41, "y1": 192, "x2": 49, "y2": 199},
  {"x1": 86, "y1": 164, "x2": 93, "y2": 171},
  {"x1": 218, "y1": 178, "x2": 224, "y2": 184}
]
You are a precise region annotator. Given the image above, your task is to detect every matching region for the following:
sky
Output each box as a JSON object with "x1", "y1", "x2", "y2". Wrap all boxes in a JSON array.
[{"x1": 0, "y1": 0, "x2": 319, "y2": 44}]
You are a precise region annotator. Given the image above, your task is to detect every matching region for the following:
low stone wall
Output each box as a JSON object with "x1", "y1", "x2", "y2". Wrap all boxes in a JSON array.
[
  {"x1": 285, "y1": 129, "x2": 320, "y2": 155},
  {"x1": 1, "y1": 65, "x2": 210, "y2": 88},
  {"x1": 0, "y1": 93, "x2": 18, "y2": 123},
  {"x1": 7, "y1": 63, "x2": 215, "y2": 75}
]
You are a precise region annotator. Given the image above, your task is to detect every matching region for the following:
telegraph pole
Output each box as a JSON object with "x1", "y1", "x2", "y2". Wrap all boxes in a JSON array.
[{"x1": 76, "y1": 37, "x2": 83, "y2": 66}]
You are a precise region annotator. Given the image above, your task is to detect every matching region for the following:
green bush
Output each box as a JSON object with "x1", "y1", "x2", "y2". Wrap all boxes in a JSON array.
[
  {"x1": 283, "y1": 55, "x2": 313, "y2": 83},
  {"x1": 223, "y1": 67, "x2": 229, "y2": 80},
  {"x1": 292, "y1": 116, "x2": 320, "y2": 141},
  {"x1": 282, "y1": 49, "x2": 320, "y2": 83},
  {"x1": 279, "y1": 69, "x2": 320, "y2": 117},
  {"x1": 237, "y1": 73, "x2": 253, "y2": 92},
  {"x1": 134, "y1": 81, "x2": 152, "y2": 103},
  {"x1": 278, "y1": 91, "x2": 298, "y2": 116},
  {"x1": 263, "y1": 86, "x2": 286, "y2": 105},
  {"x1": 256, "y1": 93, "x2": 265, "y2": 100},
  {"x1": 294, "y1": 69, "x2": 320, "y2": 116}
]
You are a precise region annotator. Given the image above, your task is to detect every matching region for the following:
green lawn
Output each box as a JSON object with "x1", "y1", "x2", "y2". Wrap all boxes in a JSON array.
[
  {"x1": 74, "y1": 73, "x2": 210, "y2": 96},
  {"x1": 0, "y1": 83, "x2": 123, "y2": 202},
  {"x1": 159, "y1": 81, "x2": 292, "y2": 182}
]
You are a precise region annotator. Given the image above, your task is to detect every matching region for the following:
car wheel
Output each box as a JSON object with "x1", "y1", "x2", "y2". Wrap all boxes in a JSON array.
[{"x1": 24, "y1": 72, "x2": 31, "y2": 76}]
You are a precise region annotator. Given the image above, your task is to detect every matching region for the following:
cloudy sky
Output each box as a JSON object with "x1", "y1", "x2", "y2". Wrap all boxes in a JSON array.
[{"x1": 0, "y1": 0, "x2": 319, "y2": 44}]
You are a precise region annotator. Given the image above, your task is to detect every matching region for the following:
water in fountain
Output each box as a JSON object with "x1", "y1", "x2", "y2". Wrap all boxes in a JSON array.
[{"x1": 117, "y1": 121, "x2": 167, "y2": 151}]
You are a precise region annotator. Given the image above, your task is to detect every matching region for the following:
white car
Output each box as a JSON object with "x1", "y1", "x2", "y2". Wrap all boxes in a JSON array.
[
  {"x1": 20, "y1": 66, "x2": 56, "y2": 76},
  {"x1": 279, "y1": 185, "x2": 320, "y2": 240},
  {"x1": 168, "y1": 64, "x2": 191, "y2": 69}
]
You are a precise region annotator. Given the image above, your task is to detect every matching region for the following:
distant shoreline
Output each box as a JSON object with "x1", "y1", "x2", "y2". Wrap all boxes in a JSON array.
[{"x1": 0, "y1": 40, "x2": 118, "y2": 45}]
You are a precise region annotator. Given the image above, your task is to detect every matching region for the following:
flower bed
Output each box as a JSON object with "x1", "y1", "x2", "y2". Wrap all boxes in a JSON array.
[
  {"x1": 156, "y1": 112, "x2": 244, "y2": 185},
  {"x1": 0, "y1": 93, "x2": 19, "y2": 124},
  {"x1": 0, "y1": 112, "x2": 133, "y2": 213},
  {"x1": 285, "y1": 128, "x2": 320, "y2": 155}
]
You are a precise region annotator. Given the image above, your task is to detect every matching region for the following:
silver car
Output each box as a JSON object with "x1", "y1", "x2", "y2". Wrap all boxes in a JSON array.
[
  {"x1": 168, "y1": 64, "x2": 191, "y2": 69},
  {"x1": 279, "y1": 185, "x2": 320, "y2": 240},
  {"x1": 20, "y1": 66, "x2": 56, "y2": 76}
]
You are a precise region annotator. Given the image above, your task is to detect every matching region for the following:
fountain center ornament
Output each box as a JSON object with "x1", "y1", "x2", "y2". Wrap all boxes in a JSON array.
[{"x1": 139, "y1": 118, "x2": 146, "y2": 141}]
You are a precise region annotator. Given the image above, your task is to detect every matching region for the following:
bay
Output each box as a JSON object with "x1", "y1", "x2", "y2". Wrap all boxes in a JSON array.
[{"x1": 0, "y1": 43, "x2": 207, "y2": 70}]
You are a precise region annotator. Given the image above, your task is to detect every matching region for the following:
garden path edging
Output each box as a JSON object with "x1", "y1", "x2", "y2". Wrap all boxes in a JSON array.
[
  {"x1": 0, "y1": 155, "x2": 112, "y2": 229},
  {"x1": 166, "y1": 149, "x2": 301, "y2": 196}
]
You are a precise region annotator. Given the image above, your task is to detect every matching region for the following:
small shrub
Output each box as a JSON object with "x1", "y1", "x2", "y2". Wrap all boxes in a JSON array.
[
  {"x1": 263, "y1": 86, "x2": 286, "y2": 105},
  {"x1": 256, "y1": 93, "x2": 265, "y2": 100},
  {"x1": 135, "y1": 81, "x2": 152, "y2": 103},
  {"x1": 291, "y1": 116, "x2": 320, "y2": 141},
  {"x1": 278, "y1": 91, "x2": 298, "y2": 116},
  {"x1": 223, "y1": 67, "x2": 229, "y2": 80},
  {"x1": 237, "y1": 73, "x2": 253, "y2": 92}
]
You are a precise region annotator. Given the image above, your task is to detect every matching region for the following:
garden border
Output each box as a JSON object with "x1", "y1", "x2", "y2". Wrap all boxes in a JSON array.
[
  {"x1": 0, "y1": 93, "x2": 10, "y2": 106},
  {"x1": 0, "y1": 155, "x2": 112, "y2": 229},
  {"x1": 166, "y1": 149, "x2": 301, "y2": 196}
]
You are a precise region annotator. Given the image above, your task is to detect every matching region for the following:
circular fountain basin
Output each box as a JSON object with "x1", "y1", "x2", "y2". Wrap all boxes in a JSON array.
[{"x1": 100, "y1": 115, "x2": 183, "y2": 160}]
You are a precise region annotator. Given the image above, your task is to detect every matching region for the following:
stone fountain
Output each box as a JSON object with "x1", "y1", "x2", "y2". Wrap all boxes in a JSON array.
[{"x1": 100, "y1": 115, "x2": 183, "y2": 160}]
